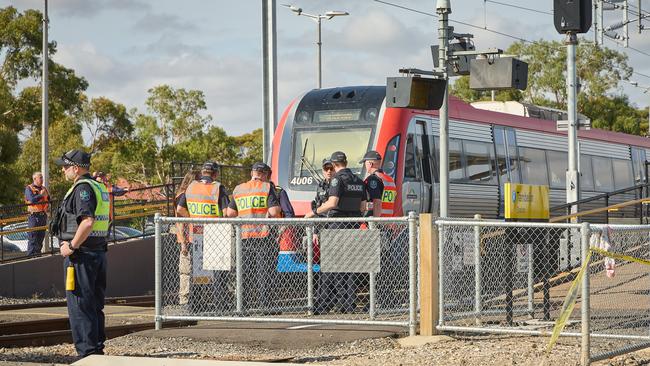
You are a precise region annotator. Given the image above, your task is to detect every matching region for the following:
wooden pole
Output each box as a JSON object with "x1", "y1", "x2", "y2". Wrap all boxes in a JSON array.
[{"x1": 419, "y1": 213, "x2": 439, "y2": 335}]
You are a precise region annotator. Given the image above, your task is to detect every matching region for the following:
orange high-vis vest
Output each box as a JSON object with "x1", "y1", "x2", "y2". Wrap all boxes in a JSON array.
[
  {"x1": 25, "y1": 184, "x2": 49, "y2": 213},
  {"x1": 233, "y1": 180, "x2": 271, "y2": 239},
  {"x1": 185, "y1": 181, "x2": 223, "y2": 218},
  {"x1": 374, "y1": 171, "x2": 397, "y2": 217}
]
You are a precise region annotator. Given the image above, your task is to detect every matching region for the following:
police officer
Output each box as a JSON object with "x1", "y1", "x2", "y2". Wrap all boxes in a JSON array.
[
  {"x1": 360, "y1": 150, "x2": 402, "y2": 309},
  {"x1": 24, "y1": 172, "x2": 49, "y2": 256},
  {"x1": 312, "y1": 158, "x2": 334, "y2": 214},
  {"x1": 54, "y1": 149, "x2": 110, "y2": 358},
  {"x1": 262, "y1": 164, "x2": 295, "y2": 218},
  {"x1": 361, "y1": 150, "x2": 397, "y2": 217},
  {"x1": 305, "y1": 151, "x2": 366, "y2": 314},
  {"x1": 227, "y1": 162, "x2": 281, "y2": 312},
  {"x1": 176, "y1": 162, "x2": 231, "y2": 312}
]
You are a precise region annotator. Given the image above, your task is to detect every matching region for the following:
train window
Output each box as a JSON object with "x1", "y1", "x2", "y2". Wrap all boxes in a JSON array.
[
  {"x1": 382, "y1": 135, "x2": 400, "y2": 180},
  {"x1": 449, "y1": 139, "x2": 464, "y2": 181},
  {"x1": 519, "y1": 147, "x2": 548, "y2": 185},
  {"x1": 404, "y1": 134, "x2": 418, "y2": 180},
  {"x1": 493, "y1": 126, "x2": 520, "y2": 184},
  {"x1": 463, "y1": 140, "x2": 496, "y2": 185},
  {"x1": 612, "y1": 159, "x2": 634, "y2": 189},
  {"x1": 546, "y1": 150, "x2": 567, "y2": 189},
  {"x1": 580, "y1": 155, "x2": 595, "y2": 191},
  {"x1": 416, "y1": 122, "x2": 433, "y2": 184},
  {"x1": 592, "y1": 156, "x2": 614, "y2": 191},
  {"x1": 631, "y1": 147, "x2": 647, "y2": 184}
]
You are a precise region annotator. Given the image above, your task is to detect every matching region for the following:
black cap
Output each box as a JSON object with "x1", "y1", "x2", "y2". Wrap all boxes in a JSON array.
[
  {"x1": 322, "y1": 158, "x2": 333, "y2": 167},
  {"x1": 54, "y1": 149, "x2": 91, "y2": 168},
  {"x1": 252, "y1": 162, "x2": 270, "y2": 172},
  {"x1": 201, "y1": 161, "x2": 219, "y2": 172},
  {"x1": 359, "y1": 150, "x2": 382, "y2": 163},
  {"x1": 330, "y1": 151, "x2": 347, "y2": 163}
]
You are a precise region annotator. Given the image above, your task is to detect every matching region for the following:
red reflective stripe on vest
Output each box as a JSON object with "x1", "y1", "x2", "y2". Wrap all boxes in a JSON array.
[
  {"x1": 233, "y1": 180, "x2": 271, "y2": 238},
  {"x1": 375, "y1": 171, "x2": 397, "y2": 217}
]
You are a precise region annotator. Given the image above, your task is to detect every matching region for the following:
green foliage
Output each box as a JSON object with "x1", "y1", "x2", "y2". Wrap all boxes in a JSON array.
[
  {"x1": 15, "y1": 116, "x2": 84, "y2": 200},
  {"x1": 450, "y1": 76, "x2": 522, "y2": 103},
  {"x1": 81, "y1": 97, "x2": 133, "y2": 153}
]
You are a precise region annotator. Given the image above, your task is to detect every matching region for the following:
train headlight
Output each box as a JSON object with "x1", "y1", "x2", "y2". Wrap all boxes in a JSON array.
[
  {"x1": 365, "y1": 108, "x2": 378, "y2": 122},
  {"x1": 297, "y1": 111, "x2": 311, "y2": 124}
]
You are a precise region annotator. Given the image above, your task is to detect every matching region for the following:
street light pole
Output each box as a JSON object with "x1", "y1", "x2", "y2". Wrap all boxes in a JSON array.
[
  {"x1": 262, "y1": 0, "x2": 277, "y2": 163},
  {"x1": 316, "y1": 17, "x2": 322, "y2": 89},
  {"x1": 283, "y1": 5, "x2": 348, "y2": 89},
  {"x1": 42, "y1": 0, "x2": 49, "y2": 189}
]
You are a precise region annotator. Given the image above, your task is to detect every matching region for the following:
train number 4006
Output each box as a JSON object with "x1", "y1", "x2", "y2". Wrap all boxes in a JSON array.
[{"x1": 290, "y1": 177, "x2": 314, "y2": 185}]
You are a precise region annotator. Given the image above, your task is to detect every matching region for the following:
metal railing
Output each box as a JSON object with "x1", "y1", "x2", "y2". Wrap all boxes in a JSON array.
[
  {"x1": 154, "y1": 213, "x2": 419, "y2": 335},
  {"x1": 435, "y1": 218, "x2": 650, "y2": 365}
]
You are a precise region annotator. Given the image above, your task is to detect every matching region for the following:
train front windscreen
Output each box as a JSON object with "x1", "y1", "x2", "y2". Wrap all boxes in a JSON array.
[{"x1": 291, "y1": 127, "x2": 374, "y2": 188}]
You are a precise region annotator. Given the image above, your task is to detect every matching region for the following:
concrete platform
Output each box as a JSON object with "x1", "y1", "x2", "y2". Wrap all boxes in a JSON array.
[
  {"x1": 0, "y1": 362, "x2": 67, "y2": 366},
  {"x1": 135, "y1": 320, "x2": 404, "y2": 350},
  {"x1": 71, "y1": 355, "x2": 293, "y2": 366}
]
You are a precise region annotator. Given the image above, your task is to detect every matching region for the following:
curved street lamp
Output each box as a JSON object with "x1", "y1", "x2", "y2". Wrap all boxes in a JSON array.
[{"x1": 282, "y1": 4, "x2": 349, "y2": 89}]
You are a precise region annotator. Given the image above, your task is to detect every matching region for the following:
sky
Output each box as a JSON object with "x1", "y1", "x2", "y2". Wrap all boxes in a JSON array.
[{"x1": 3, "y1": 0, "x2": 650, "y2": 136}]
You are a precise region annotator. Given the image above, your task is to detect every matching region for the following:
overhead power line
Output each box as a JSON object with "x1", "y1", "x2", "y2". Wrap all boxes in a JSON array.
[{"x1": 484, "y1": 0, "x2": 552, "y2": 16}]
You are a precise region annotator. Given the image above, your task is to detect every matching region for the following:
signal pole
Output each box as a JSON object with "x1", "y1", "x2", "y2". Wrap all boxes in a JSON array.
[
  {"x1": 437, "y1": 0, "x2": 451, "y2": 218},
  {"x1": 262, "y1": 0, "x2": 277, "y2": 163},
  {"x1": 566, "y1": 32, "x2": 580, "y2": 216}
]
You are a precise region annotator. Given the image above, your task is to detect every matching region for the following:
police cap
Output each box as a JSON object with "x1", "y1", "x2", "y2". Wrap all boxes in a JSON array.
[
  {"x1": 359, "y1": 150, "x2": 382, "y2": 163},
  {"x1": 201, "y1": 161, "x2": 219, "y2": 172},
  {"x1": 330, "y1": 151, "x2": 347, "y2": 163},
  {"x1": 322, "y1": 158, "x2": 333, "y2": 167},
  {"x1": 252, "y1": 162, "x2": 270, "y2": 172},
  {"x1": 54, "y1": 149, "x2": 91, "y2": 168}
]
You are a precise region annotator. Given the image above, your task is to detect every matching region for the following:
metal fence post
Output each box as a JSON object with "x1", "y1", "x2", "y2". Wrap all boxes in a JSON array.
[
  {"x1": 154, "y1": 213, "x2": 162, "y2": 330},
  {"x1": 527, "y1": 240, "x2": 534, "y2": 318},
  {"x1": 473, "y1": 214, "x2": 482, "y2": 325},
  {"x1": 235, "y1": 225, "x2": 243, "y2": 314},
  {"x1": 368, "y1": 221, "x2": 377, "y2": 319},
  {"x1": 438, "y1": 222, "x2": 445, "y2": 329},
  {"x1": 408, "y1": 211, "x2": 417, "y2": 336},
  {"x1": 306, "y1": 224, "x2": 314, "y2": 314},
  {"x1": 581, "y1": 222, "x2": 591, "y2": 366}
]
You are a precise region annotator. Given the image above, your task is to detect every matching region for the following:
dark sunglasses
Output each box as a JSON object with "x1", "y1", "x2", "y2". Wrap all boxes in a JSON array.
[{"x1": 323, "y1": 166, "x2": 334, "y2": 171}]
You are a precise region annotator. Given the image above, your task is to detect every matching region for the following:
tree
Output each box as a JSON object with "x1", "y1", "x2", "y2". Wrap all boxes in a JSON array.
[
  {"x1": 145, "y1": 85, "x2": 212, "y2": 148},
  {"x1": 15, "y1": 116, "x2": 84, "y2": 200},
  {"x1": 450, "y1": 76, "x2": 522, "y2": 103},
  {"x1": 81, "y1": 97, "x2": 133, "y2": 153}
]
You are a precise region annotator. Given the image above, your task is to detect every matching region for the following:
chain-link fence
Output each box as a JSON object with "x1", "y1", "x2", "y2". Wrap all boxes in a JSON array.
[
  {"x1": 154, "y1": 214, "x2": 419, "y2": 335},
  {"x1": 436, "y1": 219, "x2": 650, "y2": 365},
  {"x1": 587, "y1": 224, "x2": 650, "y2": 363}
]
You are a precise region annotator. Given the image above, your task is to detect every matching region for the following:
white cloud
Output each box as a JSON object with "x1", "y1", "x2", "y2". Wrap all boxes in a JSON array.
[
  {"x1": 5, "y1": 0, "x2": 150, "y2": 17},
  {"x1": 132, "y1": 13, "x2": 199, "y2": 33}
]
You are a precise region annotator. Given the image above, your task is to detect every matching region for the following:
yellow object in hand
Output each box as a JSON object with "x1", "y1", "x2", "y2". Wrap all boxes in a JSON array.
[{"x1": 66, "y1": 264, "x2": 75, "y2": 291}]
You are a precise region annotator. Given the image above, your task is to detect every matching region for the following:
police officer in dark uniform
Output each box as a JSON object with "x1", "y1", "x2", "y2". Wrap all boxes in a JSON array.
[
  {"x1": 52, "y1": 149, "x2": 110, "y2": 358},
  {"x1": 305, "y1": 151, "x2": 366, "y2": 314},
  {"x1": 312, "y1": 158, "x2": 334, "y2": 214},
  {"x1": 360, "y1": 151, "x2": 385, "y2": 217}
]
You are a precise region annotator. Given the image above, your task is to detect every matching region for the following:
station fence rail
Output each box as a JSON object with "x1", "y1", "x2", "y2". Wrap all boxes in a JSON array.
[
  {"x1": 154, "y1": 213, "x2": 419, "y2": 335},
  {"x1": 436, "y1": 219, "x2": 650, "y2": 365},
  {"x1": 0, "y1": 184, "x2": 175, "y2": 263}
]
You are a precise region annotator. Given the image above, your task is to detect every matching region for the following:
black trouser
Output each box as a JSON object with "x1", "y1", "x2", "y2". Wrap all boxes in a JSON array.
[
  {"x1": 27, "y1": 213, "x2": 47, "y2": 256},
  {"x1": 64, "y1": 249, "x2": 107, "y2": 357},
  {"x1": 315, "y1": 221, "x2": 359, "y2": 314},
  {"x1": 242, "y1": 237, "x2": 276, "y2": 311}
]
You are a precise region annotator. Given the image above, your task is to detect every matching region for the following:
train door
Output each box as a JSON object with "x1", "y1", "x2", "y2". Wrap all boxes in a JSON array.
[
  {"x1": 493, "y1": 126, "x2": 520, "y2": 217},
  {"x1": 402, "y1": 119, "x2": 434, "y2": 213}
]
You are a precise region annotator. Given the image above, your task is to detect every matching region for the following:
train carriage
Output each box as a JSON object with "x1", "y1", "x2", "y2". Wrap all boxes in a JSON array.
[{"x1": 270, "y1": 85, "x2": 650, "y2": 220}]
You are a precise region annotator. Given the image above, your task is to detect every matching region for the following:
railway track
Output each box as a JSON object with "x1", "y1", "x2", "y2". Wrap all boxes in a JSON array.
[
  {"x1": 0, "y1": 317, "x2": 195, "y2": 348},
  {"x1": 0, "y1": 295, "x2": 154, "y2": 311}
]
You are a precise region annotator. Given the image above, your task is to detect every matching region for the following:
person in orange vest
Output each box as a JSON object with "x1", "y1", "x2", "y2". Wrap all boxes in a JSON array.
[
  {"x1": 361, "y1": 150, "x2": 403, "y2": 309},
  {"x1": 24, "y1": 172, "x2": 50, "y2": 256},
  {"x1": 226, "y1": 162, "x2": 281, "y2": 312},
  {"x1": 176, "y1": 162, "x2": 231, "y2": 312},
  {"x1": 173, "y1": 169, "x2": 200, "y2": 307},
  {"x1": 360, "y1": 150, "x2": 397, "y2": 217}
]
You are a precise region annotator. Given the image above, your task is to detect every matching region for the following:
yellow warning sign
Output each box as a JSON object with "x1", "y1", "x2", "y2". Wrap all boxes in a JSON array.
[{"x1": 504, "y1": 183, "x2": 550, "y2": 220}]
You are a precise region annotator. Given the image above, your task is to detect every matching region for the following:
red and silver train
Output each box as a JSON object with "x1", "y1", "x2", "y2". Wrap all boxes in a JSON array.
[{"x1": 270, "y1": 85, "x2": 650, "y2": 219}]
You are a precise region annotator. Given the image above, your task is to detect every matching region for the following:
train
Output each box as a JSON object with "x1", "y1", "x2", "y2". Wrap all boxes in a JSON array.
[{"x1": 270, "y1": 85, "x2": 650, "y2": 219}]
